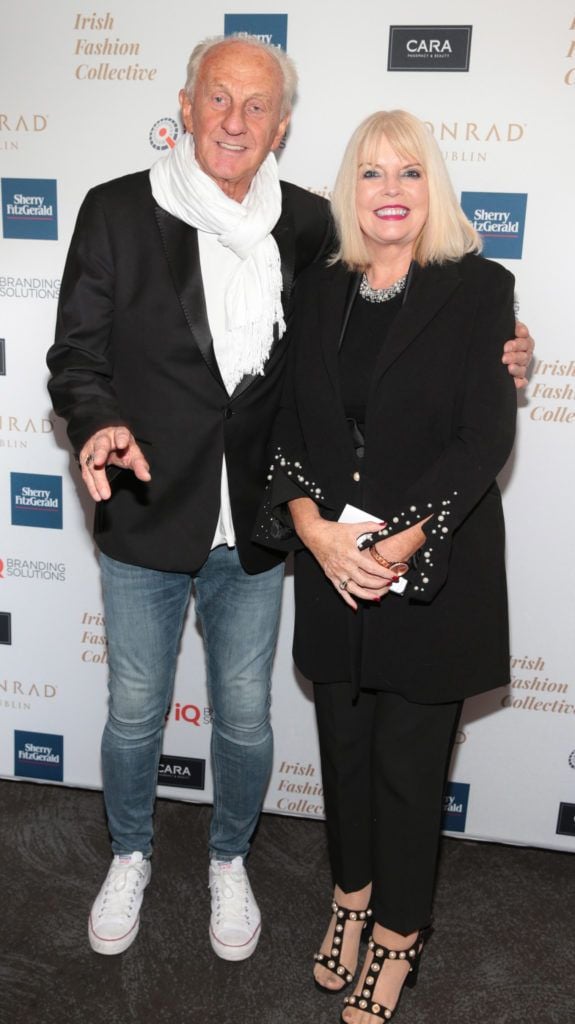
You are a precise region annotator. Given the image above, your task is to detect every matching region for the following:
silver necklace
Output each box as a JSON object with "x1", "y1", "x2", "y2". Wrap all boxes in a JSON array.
[{"x1": 359, "y1": 272, "x2": 407, "y2": 303}]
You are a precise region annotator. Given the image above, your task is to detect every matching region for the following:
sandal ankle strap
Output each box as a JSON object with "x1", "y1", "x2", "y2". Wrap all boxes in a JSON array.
[
  {"x1": 332, "y1": 899, "x2": 373, "y2": 924},
  {"x1": 367, "y1": 934, "x2": 421, "y2": 968}
]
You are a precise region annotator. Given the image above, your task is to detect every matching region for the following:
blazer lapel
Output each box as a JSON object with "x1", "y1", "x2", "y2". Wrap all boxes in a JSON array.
[
  {"x1": 154, "y1": 206, "x2": 225, "y2": 389},
  {"x1": 371, "y1": 260, "x2": 462, "y2": 384},
  {"x1": 317, "y1": 267, "x2": 361, "y2": 403},
  {"x1": 317, "y1": 268, "x2": 364, "y2": 462}
]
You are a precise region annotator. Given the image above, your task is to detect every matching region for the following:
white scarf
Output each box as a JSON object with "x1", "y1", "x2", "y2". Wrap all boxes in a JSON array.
[{"x1": 150, "y1": 133, "x2": 285, "y2": 390}]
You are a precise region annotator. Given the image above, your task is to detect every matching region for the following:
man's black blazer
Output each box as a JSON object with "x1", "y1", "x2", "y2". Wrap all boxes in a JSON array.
[{"x1": 47, "y1": 171, "x2": 334, "y2": 574}]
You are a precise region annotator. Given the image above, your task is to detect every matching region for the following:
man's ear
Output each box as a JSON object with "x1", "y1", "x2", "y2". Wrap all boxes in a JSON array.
[
  {"x1": 271, "y1": 113, "x2": 290, "y2": 152},
  {"x1": 179, "y1": 88, "x2": 193, "y2": 134}
]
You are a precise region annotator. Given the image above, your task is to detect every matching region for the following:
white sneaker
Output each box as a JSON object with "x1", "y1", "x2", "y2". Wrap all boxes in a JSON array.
[
  {"x1": 88, "y1": 852, "x2": 151, "y2": 955},
  {"x1": 209, "y1": 857, "x2": 261, "y2": 961}
]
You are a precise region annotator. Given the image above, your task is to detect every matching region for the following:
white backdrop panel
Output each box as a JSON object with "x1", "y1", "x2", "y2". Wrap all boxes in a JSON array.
[{"x1": 1, "y1": 0, "x2": 574, "y2": 853}]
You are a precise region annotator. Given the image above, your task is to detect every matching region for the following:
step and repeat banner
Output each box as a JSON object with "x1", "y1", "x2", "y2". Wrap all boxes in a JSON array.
[{"x1": 1, "y1": 1, "x2": 574, "y2": 852}]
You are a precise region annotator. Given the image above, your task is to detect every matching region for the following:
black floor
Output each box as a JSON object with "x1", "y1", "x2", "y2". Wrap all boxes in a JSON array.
[{"x1": 1, "y1": 779, "x2": 573, "y2": 1024}]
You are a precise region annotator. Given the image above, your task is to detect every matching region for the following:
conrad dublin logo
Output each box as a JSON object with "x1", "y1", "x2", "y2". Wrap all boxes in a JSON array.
[
  {"x1": 1, "y1": 177, "x2": 58, "y2": 240},
  {"x1": 460, "y1": 192, "x2": 528, "y2": 260},
  {"x1": 224, "y1": 13, "x2": 288, "y2": 50},
  {"x1": 388, "y1": 25, "x2": 472, "y2": 71}
]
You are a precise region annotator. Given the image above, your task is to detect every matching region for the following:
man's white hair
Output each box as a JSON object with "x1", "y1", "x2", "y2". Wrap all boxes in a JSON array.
[{"x1": 183, "y1": 34, "x2": 298, "y2": 118}]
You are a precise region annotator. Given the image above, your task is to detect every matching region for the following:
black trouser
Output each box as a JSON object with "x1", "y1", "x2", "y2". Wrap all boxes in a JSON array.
[{"x1": 314, "y1": 682, "x2": 462, "y2": 934}]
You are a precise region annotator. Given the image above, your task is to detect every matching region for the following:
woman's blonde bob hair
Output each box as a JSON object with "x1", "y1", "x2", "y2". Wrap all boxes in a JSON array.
[{"x1": 330, "y1": 109, "x2": 481, "y2": 270}]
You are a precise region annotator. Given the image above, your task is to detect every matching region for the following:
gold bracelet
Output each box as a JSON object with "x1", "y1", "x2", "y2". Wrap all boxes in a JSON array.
[{"x1": 369, "y1": 545, "x2": 410, "y2": 576}]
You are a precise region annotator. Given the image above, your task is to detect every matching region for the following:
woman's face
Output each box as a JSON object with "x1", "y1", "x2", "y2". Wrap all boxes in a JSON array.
[{"x1": 356, "y1": 133, "x2": 429, "y2": 262}]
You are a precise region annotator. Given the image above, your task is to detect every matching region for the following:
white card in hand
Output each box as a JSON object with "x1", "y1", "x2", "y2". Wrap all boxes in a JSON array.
[{"x1": 338, "y1": 504, "x2": 408, "y2": 595}]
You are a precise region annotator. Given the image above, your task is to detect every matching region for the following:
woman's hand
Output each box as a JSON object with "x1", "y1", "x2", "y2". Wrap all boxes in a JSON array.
[
  {"x1": 368, "y1": 516, "x2": 432, "y2": 570},
  {"x1": 289, "y1": 498, "x2": 395, "y2": 610}
]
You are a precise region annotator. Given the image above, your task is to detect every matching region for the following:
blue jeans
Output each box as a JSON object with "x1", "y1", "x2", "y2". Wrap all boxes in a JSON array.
[{"x1": 99, "y1": 546, "x2": 284, "y2": 861}]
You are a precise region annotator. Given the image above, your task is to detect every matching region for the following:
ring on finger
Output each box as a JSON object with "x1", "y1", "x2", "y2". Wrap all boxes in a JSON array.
[
  {"x1": 339, "y1": 577, "x2": 351, "y2": 591},
  {"x1": 84, "y1": 453, "x2": 94, "y2": 468}
]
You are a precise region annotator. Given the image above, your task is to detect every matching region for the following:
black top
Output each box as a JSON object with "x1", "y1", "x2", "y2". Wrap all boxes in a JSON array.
[{"x1": 339, "y1": 291, "x2": 403, "y2": 429}]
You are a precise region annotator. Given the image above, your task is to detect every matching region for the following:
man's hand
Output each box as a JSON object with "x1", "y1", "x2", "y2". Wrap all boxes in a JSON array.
[
  {"x1": 79, "y1": 426, "x2": 151, "y2": 502},
  {"x1": 503, "y1": 321, "x2": 534, "y2": 390}
]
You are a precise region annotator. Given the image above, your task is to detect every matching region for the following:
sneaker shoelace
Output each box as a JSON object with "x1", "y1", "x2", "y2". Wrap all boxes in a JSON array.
[
  {"x1": 98, "y1": 862, "x2": 146, "y2": 920},
  {"x1": 212, "y1": 869, "x2": 251, "y2": 924}
]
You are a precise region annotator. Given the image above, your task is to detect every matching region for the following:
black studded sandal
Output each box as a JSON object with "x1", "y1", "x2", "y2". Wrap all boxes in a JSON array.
[
  {"x1": 341, "y1": 928, "x2": 430, "y2": 1021},
  {"x1": 313, "y1": 899, "x2": 373, "y2": 994}
]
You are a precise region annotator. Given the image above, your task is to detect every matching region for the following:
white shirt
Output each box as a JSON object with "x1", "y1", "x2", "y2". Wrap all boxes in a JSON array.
[{"x1": 198, "y1": 230, "x2": 243, "y2": 550}]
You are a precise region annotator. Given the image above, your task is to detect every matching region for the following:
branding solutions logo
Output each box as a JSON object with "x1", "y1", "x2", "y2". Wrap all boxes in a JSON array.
[
  {"x1": 14, "y1": 730, "x2": 64, "y2": 782},
  {"x1": 0, "y1": 611, "x2": 12, "y2": 644},
  {"x1": 461, "y1": 192, "x2": 528, "y2": 259},
  {"x1": 10, "y1": 473, "x2": 63, "y2": 529},
  {"x1": 388, "y1": 26, "x2": 472, "y2": 71},
  {"x1": 441, "y1": 781, "x2": 470, "y2": 832},
  {"x1": 149, "y1": 117, "x2": 179, "y2": 151},
  {"x1": 158, "y1": 754, "x2": 206, "y2": 790},
  {"x1": 0, "y1": 556, "x2": 66, "y2": 582},
  {"x1": 1, "y1": 178, "x2": 58, "y2": 240},
  {"x1": 556, "y1": 802, "x2": 575, "y2": 837},
  {"x1": 224, "y1": 13, "x2": 288, "y2": 50}
]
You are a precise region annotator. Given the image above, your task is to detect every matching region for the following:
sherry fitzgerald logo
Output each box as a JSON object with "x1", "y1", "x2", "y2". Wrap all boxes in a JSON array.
[
  {"x1": 14, "y1": 730, "x2": 64, "y2": 782},
  {"x1": 388, "y1": 26, "x2": 472, "y2": 71},
  {"x1": 10, "y1": 473, "x2": 63, "y2": 529},
  {"x1": 461, "y1": 192, "x2": 528, "y2": 259},
  {"x1": 224, "y1": 13, "x2": 288, "y2": 50},
  {"x1": 1, "y1": 177, "x2": 58, "y2": 240},
  {"x1": 442, "y1": 781, "x2": 470, "y2": 833}
]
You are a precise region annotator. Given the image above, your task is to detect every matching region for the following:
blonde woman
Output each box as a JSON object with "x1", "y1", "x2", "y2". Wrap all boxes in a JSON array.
[{"x1": 259, "y1": 110, "x2": 517, "y2": 1023}]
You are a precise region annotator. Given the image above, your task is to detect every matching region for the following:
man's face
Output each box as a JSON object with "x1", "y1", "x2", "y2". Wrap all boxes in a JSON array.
[{"x1": 180, "y1": 42, "x2": 290, "y2": 203}]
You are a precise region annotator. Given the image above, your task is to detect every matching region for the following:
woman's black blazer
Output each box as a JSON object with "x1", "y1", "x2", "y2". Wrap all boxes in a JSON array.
[{"x1": 259, "y1": 254, "x2": 517, "y2": 703}]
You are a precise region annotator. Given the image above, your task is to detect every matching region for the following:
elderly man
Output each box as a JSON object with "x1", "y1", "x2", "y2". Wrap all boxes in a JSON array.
[{"x1": 47, "y1": 35, "x2": 532, "y2": 962}]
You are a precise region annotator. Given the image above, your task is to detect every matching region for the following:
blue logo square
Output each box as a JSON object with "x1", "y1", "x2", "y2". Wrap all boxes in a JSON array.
[
  {"x1": 224, "y1": 14, "x2": 288, "y2": 50},
  {"x1": 442, "y1": 781, "x2": 470, "y2": 833},
  {"x1": 15, "y1": 730, "x2": 64, "y2": 782},
  {"x1": 10, "y1": 472, "x2": 63, "y2": 529},
  {"x1": 461, "y1": 192, "x2": 528, "y2": 259},
  {"x1": 2, "y1": 177, "x2": 58, "y2": 240}
]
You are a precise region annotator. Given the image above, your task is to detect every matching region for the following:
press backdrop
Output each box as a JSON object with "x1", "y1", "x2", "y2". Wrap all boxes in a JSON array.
[{"x1": 1, "y1": 0, "x2": 574, "y2": 851}]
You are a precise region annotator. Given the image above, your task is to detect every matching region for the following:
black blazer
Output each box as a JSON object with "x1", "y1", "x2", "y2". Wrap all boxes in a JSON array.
[
  {"x1": 47, "y1": 171, "x2": 334, "y2": 574},
  {"x1": 258, "y1": 255, "x2": 517, "y2": 703}
]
